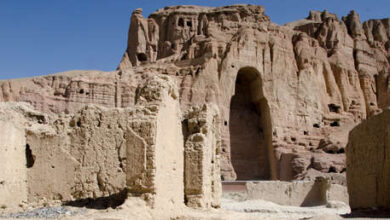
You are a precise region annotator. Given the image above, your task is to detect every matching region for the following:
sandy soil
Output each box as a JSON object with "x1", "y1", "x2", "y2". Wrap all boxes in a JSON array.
[{"x1": 0, "y1": 197, "x2": 388, "y2": 220}]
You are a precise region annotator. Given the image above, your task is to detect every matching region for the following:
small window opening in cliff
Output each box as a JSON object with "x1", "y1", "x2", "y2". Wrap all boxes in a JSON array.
[
  {"x1": 374, "y1": 74, "x2": 379, "y2": 98},
  {"x1": 337, "y1": 148, "x2": 345, "y2": 154},
  {"x1": 186, "y1": 20, "x2": 192, "y2": 27},
  {"x1": 79, "y1": 89, "x2": 84, "y2": 94},
  {"x1": 328, "y1": 166, "x2": 337, "y2": 173},
  {"x1": 328, "y1": 104, "x2": 340, "y2": 113},
  {"x1": 178, "y1": 18, "x2": 184, "y2": 27},
  {"x1": 26, "y1": 144, "x2": 35, "y2": 168},
  {"x1": 230, "y1": 67, "x2": 273, "y2": 180},
  {"x1": 137, "y1": 53, "x2": 147, "y2": 62},
  {"x1": 330, "y1": 121, "x2": 340, "y2": 127},
  {"x1": 195, "y1": 67, "x2": 200, "y2": 76},
  {"x1": 181, "y1": 53, "x2": 188, "y2": 60}
]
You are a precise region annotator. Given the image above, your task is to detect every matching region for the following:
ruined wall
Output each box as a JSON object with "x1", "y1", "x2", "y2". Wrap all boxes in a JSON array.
[
  {"x1": 153, "y1": 77, "x2": 184, "y2": 210},
  {"x1": 0, "y1": 76, "x2": 189, "y2": 210},
  {"x1": 0, "y1": 104, "x2": 29, "y2": 210},
  {"x1": 347, "y1": 109, "x2": 390, "y2": 209},
  {"x1": 183, "y1": 104, "x2": 221, "y2": 208},
  {"x1": 26, "y1": 106, "x2": 128, "y2": 205},
  {"x1": 1, "y1": 5, "x2": 390, "y2": 182}
]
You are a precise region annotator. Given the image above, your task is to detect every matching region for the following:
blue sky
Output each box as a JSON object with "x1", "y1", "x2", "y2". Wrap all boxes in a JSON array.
[{"x1": 0, "y1": 0, "x2": 389, "y2": 80}]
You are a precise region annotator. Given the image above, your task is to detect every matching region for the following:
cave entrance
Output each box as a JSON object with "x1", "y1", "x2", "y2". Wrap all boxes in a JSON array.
[{"x1": 229, "y1": 67, "x2": 272, "y2": 180}]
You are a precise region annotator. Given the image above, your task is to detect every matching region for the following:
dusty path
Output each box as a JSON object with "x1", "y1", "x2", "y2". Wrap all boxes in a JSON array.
[{"x1": 0, "y1": 198, "x2": 389, "y2": 220}]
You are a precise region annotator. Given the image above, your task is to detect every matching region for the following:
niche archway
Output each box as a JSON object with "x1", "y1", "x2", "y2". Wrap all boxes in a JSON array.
[{"x1": 229, "y1": 67, "x2": 272, "y2": 180}]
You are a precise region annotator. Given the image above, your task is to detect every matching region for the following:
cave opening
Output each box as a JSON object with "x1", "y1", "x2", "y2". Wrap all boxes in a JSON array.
[
  {"x1": 25, "y1": 144, "x2": 35, "y2": 168},
  {"x1": 229, "y1": 67, "x2": 272, "y2": 180},
  {"x1": 137, "y1": 53, "x2": 148, "y2": 62}
]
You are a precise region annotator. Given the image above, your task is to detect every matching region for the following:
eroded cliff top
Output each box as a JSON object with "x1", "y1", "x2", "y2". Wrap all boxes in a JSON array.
[{"x1": 150, "y1": 4, "x2": 266, "y2": 17}]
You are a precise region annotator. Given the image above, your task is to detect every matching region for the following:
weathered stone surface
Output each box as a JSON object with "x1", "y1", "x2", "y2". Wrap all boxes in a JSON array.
[
  {"x1": 222, "y1": 177, "x2": 349, "y2": 207},
  {"x1": 124, "y1": 8, "x2": 159, "y2": 66},
  {"x1": 0, "y1": 103, "x2": 31, "y2": 210},
  {"x1": 347, "y1": 109, "x2": 390, "y2": 209},
  {"x1": 0, "y1": 75, "x2": 186, "y2": 210},
  {"x1": 183, "y1": 104, "x2": 221, "y2": 208},
  {"x1": 0, "y1": 70, "x2": 139, "y2": 114},
  {"x1": 1, "y1": 4, "x2": 390, "y2": 183}
]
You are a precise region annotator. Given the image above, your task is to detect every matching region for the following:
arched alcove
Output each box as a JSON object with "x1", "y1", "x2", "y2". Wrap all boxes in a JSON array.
[{"x1": 229, "y1": 67, "x2": 272, "y2": 180}]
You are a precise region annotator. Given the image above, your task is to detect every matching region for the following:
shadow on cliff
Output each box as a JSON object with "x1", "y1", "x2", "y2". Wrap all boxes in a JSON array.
[{"x1": 64, "y1": 189, "x2": 127, "y2": 210}]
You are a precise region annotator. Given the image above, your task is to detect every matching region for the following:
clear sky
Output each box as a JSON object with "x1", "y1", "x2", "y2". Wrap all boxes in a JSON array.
[{"x1": 0, "y1": 0, "x2": 389, "y2": 80}]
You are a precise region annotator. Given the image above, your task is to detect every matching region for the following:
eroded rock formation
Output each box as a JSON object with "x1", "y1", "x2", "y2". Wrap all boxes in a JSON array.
[{"x1": 1, "y1": 4, "x2": 390, "y2": 186}]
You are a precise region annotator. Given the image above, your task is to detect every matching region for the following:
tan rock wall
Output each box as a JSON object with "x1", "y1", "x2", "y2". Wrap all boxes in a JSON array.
[
  {"x1": 0, "y1": 75, "x2": 192, "y2": 210},
  {"x1": 26, "y1": 106, "x2": 129, "y2": 204},
  {"x1": 154, "y1": 82, "x2": 184, "y2": 210},
  {"x1": 347, "y1": 109, "x2": 390, "y2": 209},
  {"x1": 183, "y1": 104, "x2": 221, "y2": 208},
  {"x1": 0, "y1": 70, "x2": 140, "y2": 114},
  {"x1": 26, "y1": 132, "x2": 79, "y2": 203},
  {"x1": 0, "y1": 110, "x2": 28, "y2": 210}
]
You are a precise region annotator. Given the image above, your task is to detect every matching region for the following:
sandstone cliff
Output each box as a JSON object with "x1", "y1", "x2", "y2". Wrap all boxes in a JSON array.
[{"x1": 1, "y1": 5, "x2": 389, "y2": 182}]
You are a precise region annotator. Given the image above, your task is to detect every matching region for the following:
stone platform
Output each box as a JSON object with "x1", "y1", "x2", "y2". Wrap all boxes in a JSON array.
[{"x1": 222, "y1": 180, "x2": 348, "y2": 207}]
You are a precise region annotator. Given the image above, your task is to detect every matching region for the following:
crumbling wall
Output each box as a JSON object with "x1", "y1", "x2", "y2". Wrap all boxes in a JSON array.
[
  {"x1": 347, "y1": 109, "x2": 390, "y2": 209},
  {"x1": 0, "y1": 105, "x2": 28, "y2": 210},
  {"x1": 153, "y1": 77, "x2": 184, "y2": 210},
  {"x1": 183, "y1": 104, "x2": 221, "y2": 208},
  {"x1": 25, "y1": 106, "x2": 129, "y2": 205},
  {"x1": 0, "y1": 75, "x2": 189, "y2": 210}
]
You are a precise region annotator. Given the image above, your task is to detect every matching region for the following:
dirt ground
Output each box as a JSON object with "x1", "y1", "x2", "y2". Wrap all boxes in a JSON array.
[{"x1": 1, "y1": 197, "x2": 389, "y2": 220}]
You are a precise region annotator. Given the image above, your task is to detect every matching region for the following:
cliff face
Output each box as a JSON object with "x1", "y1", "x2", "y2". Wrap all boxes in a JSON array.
[{"x1": 1, "y1": 5, "x2": 389, "y2": 182}]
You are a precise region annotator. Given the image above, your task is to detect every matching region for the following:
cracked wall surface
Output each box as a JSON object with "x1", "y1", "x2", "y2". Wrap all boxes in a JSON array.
[
  {"x1": 0, "y1": 104, "x2": 28, "y2": 210},
  {"x1": 0, "y1": 75, "x2": 188, "y2": 210},
  {"x1": 183, "y1": 104, "x2": 222, "y2": 208}
]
